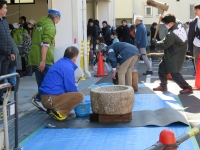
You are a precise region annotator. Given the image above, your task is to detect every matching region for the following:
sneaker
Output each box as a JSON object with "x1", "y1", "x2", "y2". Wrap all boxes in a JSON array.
[
  {"x1": 193, "y1": 72, "x2": 196, "y2": 76},
  {"x1": 139, "y1": 60, "x2": 144, "y2": 64},
  {"x1": 179, "y1": 88, "x2": 193, "y2": 94},
  {"x1": 31, "y1": 98, "x2": 46, "y2": 112},
  {"x1": 49, "y1": 109, "x2": 67, "y2": 121},
  {"x1": 143, "y1": 71, "x2": 153, "y2": 75},
  {"x1": 153, "y1": 86, "x2": 168, "y2": 91}
]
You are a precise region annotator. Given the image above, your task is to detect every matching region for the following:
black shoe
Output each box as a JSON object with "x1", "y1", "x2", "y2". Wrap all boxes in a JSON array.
[
  {"x1": 11, "y1": 86, "x2": 15, "y2": 91},
  {"x1": 143, "y1": 71, "x2": 153, "y2": 75}
]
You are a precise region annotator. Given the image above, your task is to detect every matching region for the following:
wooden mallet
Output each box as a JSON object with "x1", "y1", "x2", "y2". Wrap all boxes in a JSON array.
[{"x1": 146, "y1": 0, "x2": 169, "y2": 39}]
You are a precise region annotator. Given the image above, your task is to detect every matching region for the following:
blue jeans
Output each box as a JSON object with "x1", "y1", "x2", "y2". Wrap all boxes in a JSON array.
[
  {"x1": 7, "y1": 66, "x2": 16, "y2": 86},
  {"x1": 33, "y1": 65, "x2": 51, "y2": 101}
]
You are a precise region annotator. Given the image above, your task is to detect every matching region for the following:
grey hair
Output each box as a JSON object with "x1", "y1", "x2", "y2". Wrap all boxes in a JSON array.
[{"x1": 47, "y1": 14, "x2": 59, "y2": 24}]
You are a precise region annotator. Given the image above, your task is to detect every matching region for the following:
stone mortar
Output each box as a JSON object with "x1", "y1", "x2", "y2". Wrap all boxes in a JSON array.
[{"x1": 90, "y1": 85, "x2": 134, "y2": 115}]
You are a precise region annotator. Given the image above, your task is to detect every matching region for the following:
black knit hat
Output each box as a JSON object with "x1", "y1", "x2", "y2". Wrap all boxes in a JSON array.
[
  {"x1": 19, "y1": 16, "x2": 26, "y2": 22},
  {"x1": 88, "y1": 18, "x2": 94, "y2": 23}
]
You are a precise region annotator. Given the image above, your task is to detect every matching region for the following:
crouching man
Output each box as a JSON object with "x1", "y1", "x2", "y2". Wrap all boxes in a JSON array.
[
  {"x1": 106, "y1": 42, "x2": 139, "y2": 86},
  {"x1": 39, "y1": 46, "x2": 84, "y2": 121}
]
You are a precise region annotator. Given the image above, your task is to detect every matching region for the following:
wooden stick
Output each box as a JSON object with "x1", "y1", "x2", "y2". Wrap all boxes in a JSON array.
[{"x1": 154, "y1": 10, "x2": 165, "y2": 39}]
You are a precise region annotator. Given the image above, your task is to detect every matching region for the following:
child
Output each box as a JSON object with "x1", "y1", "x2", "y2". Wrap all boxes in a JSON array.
[
  {"x1": 95, "y1": 37, "x2": 110, "y2": 72},
  {"x1": 110, "y1": 32, "x2": 119, "y2": 44},
  {"x1": 88, "y1": 36, "x2": 96, "y2": 71}
]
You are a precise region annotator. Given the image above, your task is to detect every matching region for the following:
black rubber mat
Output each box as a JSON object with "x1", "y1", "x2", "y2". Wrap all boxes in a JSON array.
[{"x1": 44, "y1": 108, "x2": 188, "y2": 128}]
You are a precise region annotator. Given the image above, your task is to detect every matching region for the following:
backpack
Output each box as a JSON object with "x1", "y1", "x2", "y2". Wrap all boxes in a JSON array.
[{"x1": 16, "y1": 29, "x2": 31, "y2": 55}]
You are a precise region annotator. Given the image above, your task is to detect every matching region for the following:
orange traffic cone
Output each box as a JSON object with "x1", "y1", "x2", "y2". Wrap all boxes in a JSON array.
[
  {"x1": 94, "y1": 52, "x2": 108, "y2": 77},
  {"x1": 167, "y1": 73, "x2": 172, "y2": 80},
  {"x1": 159, "y1": 129, "x2": 177, "y2": 150},
  {"x1": 195, "y1": 54, "x2": 200, "y2": 88}
]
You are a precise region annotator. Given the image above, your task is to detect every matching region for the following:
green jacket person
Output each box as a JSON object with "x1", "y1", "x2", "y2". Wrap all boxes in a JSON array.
[{"x1": 29, "y1": 9, "x2": 61, "y2": 111}]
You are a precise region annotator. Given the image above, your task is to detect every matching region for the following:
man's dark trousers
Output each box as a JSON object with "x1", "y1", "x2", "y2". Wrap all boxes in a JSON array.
[{"x1": 158, "y1": 59, "x2": 192, "y2": 90}]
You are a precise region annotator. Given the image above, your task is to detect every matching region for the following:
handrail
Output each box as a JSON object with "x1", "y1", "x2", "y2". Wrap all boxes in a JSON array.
[
  {"x1": 0, "y1": 83, "x2": 11, "y2": 150},
  {"x1": 0, "y1": 73, "x2": 21, "y2": 150},
  {"x1": 145, "y1": 125, "x2": 200, "y2": 150}
]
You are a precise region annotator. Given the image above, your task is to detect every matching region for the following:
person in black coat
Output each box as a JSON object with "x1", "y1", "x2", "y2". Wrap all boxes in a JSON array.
[
  {"x1": 116, "y1": 24, "x2": 123, "y2": 41},
  {"x1": 0, "y1": 0, "x2": 15, "y2": 105},
  {"x1": 121, "y1": 20, "x2": 130, "y2": 43},
  {"x1": 188, "y1": 3, "x2": 200, "y2": 75},
  {"x1": 150, "y1": 22, "x2": 161, "y2": 49},
  {"x1": 19, "y1": 16, "x2": 29, "y2": 33},
  {"x1": 102, "y1": 21, "x2": 111, "y2": 46},
  {"x1": 87, "y1": 19, "x2": 98, "y2": 51}
]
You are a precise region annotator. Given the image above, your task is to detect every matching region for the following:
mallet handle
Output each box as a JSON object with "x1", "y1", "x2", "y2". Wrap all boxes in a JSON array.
[{"x1": 154, "y1": 10, "x2": 165, "y2": 39}]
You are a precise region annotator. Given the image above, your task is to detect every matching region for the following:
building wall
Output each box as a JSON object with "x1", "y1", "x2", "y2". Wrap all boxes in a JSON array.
[
  {"x1": 87, "y1": 2, "x2": 95, "y2": 21},
  {"x1": 53, "y1": 0, "x2": 73, "y2": 62},
  {"x1": 6, "y1": 0, "x2": 47, "y2": 24},
  {"x1": 115, "y1": 0, "x2": 133, "y2": 25},
  {"x1": 133, "y1": 0, "x2": 199, "y2": 25},
  {"x1": 98, "y1": 2, "x2": 109, "y2": 27}
]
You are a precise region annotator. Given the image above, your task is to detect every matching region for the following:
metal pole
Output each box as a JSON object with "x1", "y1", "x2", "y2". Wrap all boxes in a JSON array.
[
  {"x1": 176, "y1": 125, "x2": 200, "y2": 146},
  {"x1": 14, "y1": 73, "x2": 20, "y2": 149},
  {"x1": 1, "y1": 83, "x2": 11, "y2": 150},
  {"x1": 145, "y1": 125, "x2": 200, "y2": 150},
  {"x1": 144, "y1": 142, "x2": 165, "y2": 150},
  {"x1": 0, "y1": 73, "x2": 21, "y2": 150},
  {"x1": 82, "y1": 0, "x2": 91, "y2": 77},
  {"x1": 19, "y1": 0, "x2": 21, "y2": 18}
]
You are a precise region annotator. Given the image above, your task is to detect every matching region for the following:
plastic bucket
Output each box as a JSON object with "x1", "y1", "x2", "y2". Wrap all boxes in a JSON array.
[
  {"x1": 75, "y1": 98, "x2": 91, "y2": 117},
  {"x1": 99, "y1": 82, "x2": 114, "y2": 87}
]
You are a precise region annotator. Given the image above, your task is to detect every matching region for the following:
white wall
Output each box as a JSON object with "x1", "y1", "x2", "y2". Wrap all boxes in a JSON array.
[
  {"x1": 98, "y1": 2, "x2": 109, "y2": 28},
  {"x1": 53, "y1": 0, "x2": 73, "y2": 62},
  {"x1": 133, "y1": 0, "x2": 200, "y2": 24}
]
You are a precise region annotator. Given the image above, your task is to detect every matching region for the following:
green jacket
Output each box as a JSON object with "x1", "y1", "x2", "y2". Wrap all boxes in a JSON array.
[
  {"x1": 12, "y1": 28, "x2": 28, "y2": 45},
  {"x1": 28, "y1": 16, "x2": 56, "y2": 66},
  {"x1": 9, "y1": 38, "x2": 19, "y2": 68},
  {"x1": 155, "y1": 21, "x2": 187, "y2": 73}
]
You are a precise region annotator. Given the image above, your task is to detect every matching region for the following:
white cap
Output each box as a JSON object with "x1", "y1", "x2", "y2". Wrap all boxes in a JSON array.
[
  {"x1": 12, "y1": 23, "x2": 20, "y2": 29},
  {"x1": 135, "y1": 15, "x2": 143, "y2": 21},
  {"x1": 28, "y1": 19, "x2": 36, "y2": 25}
]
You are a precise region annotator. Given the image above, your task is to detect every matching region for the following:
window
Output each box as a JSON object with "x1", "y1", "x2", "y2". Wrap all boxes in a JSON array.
[
  {"x1": 190, "y1": 5, "x2": 195, "y2": 19},
  {"x1": 6, "y1": 0, "x2": 11, "y2": 3},
  {"x1": 157, "y1": 8, "x2": 162, "y2": 16},
  {"x1": 7, "y1": 0, "x2": 35, "y2": 4},
  {"x1": 15, "y1": 0, "x2": 34, "y2": 3},
  {"x1": 145, "y1": 6, "x2": 153, "y2": 17}
]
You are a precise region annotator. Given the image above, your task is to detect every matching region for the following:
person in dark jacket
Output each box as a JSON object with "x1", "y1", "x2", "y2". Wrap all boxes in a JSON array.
[
  {"x1": 116, "y1": 24, "x2": 123, "y2": 41},
  {"x1": 134, "y1": 15, "x2": 153, "y2": 75},
  {"x1": 0, "y1": 0, "x2": 15, "y2": 105},
  {"x1": 94, "y1": 19, "x2": 101, "y2": 36},
  {"x1": 106, "y1": 42, "x2": 139, "y2": 86},
  {"x1": 121, "y1": 20, "x2": 130, "y2": 43},
  {"x1": 40, "y1": 46, "x2": 84, "y2": 121},
  {"x1": 150, "y1": 22, "x2": 161, "y2": 50},
  {"x1": 7, "y1": 24, "x2": 19, "y2": 91},
  {"x1": 19, "y1": 16, "x2": 29, "y2": 33},
  {"x1": 87, "y1": 19, "x2": 98, "y2": 51},
  {"x1": 102, "y1": 21, "x2": 111, "y2": 46},
  {"x1": 130, "y1": 25, "x2": 136, "y2": 44},
  {"x1": 152, "y1": 13, "x2": 193, "y2": 94},
  {"x1": 188, "y1": 3, "x2": 200, "y2": 72}
]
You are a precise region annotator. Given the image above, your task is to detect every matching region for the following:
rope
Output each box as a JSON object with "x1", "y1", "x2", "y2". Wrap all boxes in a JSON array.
[{"x1": 6, "y1": 11, "x2": 20, "y2": 17}]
